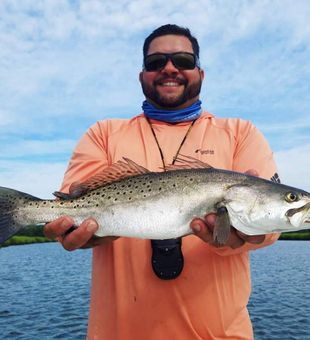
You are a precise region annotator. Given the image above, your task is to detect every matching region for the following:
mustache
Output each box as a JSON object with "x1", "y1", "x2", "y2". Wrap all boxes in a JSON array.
[{"x1": 154, "y1": 76, "x2": 187, "y2": 86}]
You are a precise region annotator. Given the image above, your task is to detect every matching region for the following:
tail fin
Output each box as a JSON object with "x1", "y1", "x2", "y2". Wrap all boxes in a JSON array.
[{"x1": 0, "y1": 186, "x2": 40, "y2": 245}]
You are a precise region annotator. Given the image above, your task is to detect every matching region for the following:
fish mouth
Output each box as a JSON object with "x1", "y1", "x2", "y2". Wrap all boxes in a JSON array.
[{"x1": 286, "y1": 202, "x2": 310, "y2": 226}]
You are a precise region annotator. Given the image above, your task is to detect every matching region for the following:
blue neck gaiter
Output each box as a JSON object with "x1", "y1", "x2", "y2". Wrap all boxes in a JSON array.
[{"x1": 142, "y1": 100, "x2": 202, "y2": 123}]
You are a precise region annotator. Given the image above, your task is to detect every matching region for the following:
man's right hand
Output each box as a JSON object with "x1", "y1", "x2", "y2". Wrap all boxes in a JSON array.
[{"x1": 44, "y1": 216, "x2": 118, "y2": 251}]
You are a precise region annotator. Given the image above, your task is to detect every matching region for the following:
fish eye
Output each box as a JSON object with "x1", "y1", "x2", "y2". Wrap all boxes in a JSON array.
[{"x1": 285, "y1": 192, "x2": 299, "y2": 203}]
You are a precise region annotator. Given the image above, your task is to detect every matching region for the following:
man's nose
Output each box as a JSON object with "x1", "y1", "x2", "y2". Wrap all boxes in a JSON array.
[{"x1": 161, "y1": 59, "x2": 179, "y2": 74}]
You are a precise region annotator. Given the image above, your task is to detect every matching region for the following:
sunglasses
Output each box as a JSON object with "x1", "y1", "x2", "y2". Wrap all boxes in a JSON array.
[{"x1": 143, "y1": 52, "x2": 200, "y2": 72}]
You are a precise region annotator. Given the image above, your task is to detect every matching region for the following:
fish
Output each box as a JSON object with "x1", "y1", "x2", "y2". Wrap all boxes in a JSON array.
[{"x1": 0, "y1": 156, "x2": 309, "y2": 246}]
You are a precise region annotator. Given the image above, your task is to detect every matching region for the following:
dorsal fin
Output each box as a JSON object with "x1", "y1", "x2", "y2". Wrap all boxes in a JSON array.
[
  {"x1": 53, "y1": 158, "x2": 150, "y2": 199},
  {"x1": 165, "y1": 154, "x2": 214, "y2": 171},
  {"x1": 53, "y1": 155, "x2": 213, "y2": 200}
]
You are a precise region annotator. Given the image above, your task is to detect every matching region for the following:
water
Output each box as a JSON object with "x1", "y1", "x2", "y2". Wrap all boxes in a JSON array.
[
  {"x1": 249, "y1": 241, "x2": 310, "y2": 340},
  {"x1": 0, "y1": 243, "x2": 92, "y2": 339},
  {"x1": 0, "y1": 241, "x2": 309, "y2": 340}
]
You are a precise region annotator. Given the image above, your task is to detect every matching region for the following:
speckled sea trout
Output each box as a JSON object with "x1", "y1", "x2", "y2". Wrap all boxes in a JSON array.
[{"x1": 0, "y1": 156, "x2": 309, "y2": 245}]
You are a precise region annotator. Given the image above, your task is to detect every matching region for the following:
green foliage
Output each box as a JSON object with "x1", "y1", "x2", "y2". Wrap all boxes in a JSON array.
[
  {"x1": 0, "y1": 225, "x2": 52, "y2": 247},
  {"x1": 279, "y1": 230, "x2": 310, "y2": 240},
  {"x1": 1, "y1": 235, "x2": 55, "y2": 247},
  {"x1": 16, "y1": 224, "x2": 45, "y2": 237},
  {"x1": 2, "y1": 226, "x2": 310, "y2": 248}
]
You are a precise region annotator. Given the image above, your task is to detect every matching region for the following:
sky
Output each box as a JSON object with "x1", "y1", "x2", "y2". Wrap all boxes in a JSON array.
[{"x1": 0, "y1": 0, "x2": 309, "y2": 198}]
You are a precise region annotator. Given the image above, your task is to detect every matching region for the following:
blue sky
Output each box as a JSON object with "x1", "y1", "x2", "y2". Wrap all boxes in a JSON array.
[{"x1": 0, "y1": 0, "x2": 309, "y2": 197}]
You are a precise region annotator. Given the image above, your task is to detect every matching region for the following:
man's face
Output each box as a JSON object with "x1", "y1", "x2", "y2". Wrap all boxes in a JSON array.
[{"x1": 139, "y1": 34, "x2": 204, "y2": 109}]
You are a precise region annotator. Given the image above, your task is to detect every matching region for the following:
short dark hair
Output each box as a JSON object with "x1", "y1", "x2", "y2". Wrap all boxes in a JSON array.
[{"x1": 143, "y1": 24, "x2": 200, "y2": 58}]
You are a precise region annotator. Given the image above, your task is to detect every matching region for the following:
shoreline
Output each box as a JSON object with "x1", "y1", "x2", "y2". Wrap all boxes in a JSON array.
[
  {"x1": 1, "y1": 230, "x2": 310, "y2": 247},
  {"x1": 1, "y1": 236, "x2": 56, "y2": 247}
]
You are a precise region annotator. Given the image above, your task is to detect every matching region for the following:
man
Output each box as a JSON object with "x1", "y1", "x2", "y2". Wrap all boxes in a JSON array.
[{"x1": 45, "y1": 24, "x2": 279, "y2": 339}]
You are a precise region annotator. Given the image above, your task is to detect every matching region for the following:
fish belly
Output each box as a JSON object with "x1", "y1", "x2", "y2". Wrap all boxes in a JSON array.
[{"x1": 93, "y1": 195, "x2": 204, "y2": 239}]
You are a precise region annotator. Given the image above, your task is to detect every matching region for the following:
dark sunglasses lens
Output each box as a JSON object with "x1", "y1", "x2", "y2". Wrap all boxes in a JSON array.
[
  {"x1": 144, "y1": 54, "x2": 167, "y2": 71},
  {"x1": 172, "y1": 53, "x2": 196, "y2": 69}
]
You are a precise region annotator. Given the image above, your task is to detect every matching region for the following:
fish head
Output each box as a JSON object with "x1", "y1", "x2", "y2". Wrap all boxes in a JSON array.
[{"x1": 223, "y1": 180, "x2": 310, "y2": 235}]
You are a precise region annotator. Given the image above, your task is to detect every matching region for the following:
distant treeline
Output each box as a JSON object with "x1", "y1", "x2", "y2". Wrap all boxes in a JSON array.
[
  {"x1": 15, "y1": 225, "x2": 310, "y2": 239},
  {"x1": 1, "y1": 225, "x2": 55, "y2": 247},
  {"x1": 1, "y1": 225, "x2": 310, "y2": 247},
  {"x1": 279, "y1": 230, "x2": 310, "y2": 240}
]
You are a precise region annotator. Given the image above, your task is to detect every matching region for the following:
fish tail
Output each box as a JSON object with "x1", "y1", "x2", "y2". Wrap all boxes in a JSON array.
[{"x1": 0, "y1": 186, "x2": 40, "y2": 245}]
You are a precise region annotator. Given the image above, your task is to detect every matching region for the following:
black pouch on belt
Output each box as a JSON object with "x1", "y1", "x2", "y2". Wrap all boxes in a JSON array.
[{"x1": 151, "y1": 238, "x2": 184, "y2": 280}]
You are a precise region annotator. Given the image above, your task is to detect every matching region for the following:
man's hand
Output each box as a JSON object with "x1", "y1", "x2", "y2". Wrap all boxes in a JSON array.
[
  {"x1": 44, "y1": 216, "x2": 118, "y2": 251},
  {"x1": 190, "y1": 214, "x2": 265, "y2": 249},
  {"x1": 190, "y1": 168, "x2": 265, "y2": 249}
]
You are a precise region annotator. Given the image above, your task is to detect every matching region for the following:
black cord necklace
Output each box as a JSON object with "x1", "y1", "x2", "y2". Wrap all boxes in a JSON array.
[
  {"x1": 146, "y1": 117, "x2": 197, "y2": 280},
  {"x1": 146, "y1": 118, "x2": 197, "y2": 170}
]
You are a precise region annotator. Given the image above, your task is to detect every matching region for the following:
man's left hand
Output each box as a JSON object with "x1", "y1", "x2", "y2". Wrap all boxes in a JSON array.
[
  {"x1": 190, "y1": 213, "x2": 265, "y2": 249},
  {"x1": 190, "y1": 168, "x2": 265, "y2": 249}
]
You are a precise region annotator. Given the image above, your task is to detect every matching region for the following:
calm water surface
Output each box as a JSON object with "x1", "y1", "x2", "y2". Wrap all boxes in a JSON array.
[{"x1": 0, "y1": 241, "x2": 309, "y2": 339}]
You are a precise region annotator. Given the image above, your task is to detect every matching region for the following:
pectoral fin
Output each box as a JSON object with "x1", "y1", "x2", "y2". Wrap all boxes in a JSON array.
[{"x1": 213, "y1": 206, "x2": 231, "y2": 245}]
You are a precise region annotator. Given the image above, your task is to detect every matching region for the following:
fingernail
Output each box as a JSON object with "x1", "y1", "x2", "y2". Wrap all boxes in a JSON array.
[
  {"x1": 87, "y1": 221, "x2": 98, "y2": 233},
  {"x1": 192, "y1": 224, "x2": 201, "y2": 232}
]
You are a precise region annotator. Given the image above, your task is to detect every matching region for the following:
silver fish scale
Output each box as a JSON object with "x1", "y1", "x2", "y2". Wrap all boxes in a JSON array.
[
  {"x1": 11, "y1": 169, "x2": 216, "y2": 235},
  {"x1": 63, "y1": 170, "x2": 204, "y2": 209},
  {"x1": 37, "y1": 168, "x2": 244, "y2": 213}
]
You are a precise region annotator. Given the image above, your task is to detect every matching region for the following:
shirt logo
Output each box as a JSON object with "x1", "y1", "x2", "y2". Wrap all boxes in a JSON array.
[{"x1": 195, "y1": 148, "x2": 215, "y2": 155}]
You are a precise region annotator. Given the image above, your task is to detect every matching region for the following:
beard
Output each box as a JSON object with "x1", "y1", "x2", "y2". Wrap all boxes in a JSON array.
[{"x1": 141, "y1": 75, "x2": 202, "y2": 108}]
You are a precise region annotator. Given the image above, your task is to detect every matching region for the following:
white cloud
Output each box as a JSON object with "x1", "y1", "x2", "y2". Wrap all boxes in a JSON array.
[
  {"x1": 1, "y1": 139, "x2": 76, "y2": 158},
  {"x1": 258, "y1": 115, "x2": 310, "y2": 135},
  {"x1": 275, "y1": 144, "x2": 310, "y2": 192},
  {"x1": 0, "y1": 160, "x2": 67, "y2": 198}
]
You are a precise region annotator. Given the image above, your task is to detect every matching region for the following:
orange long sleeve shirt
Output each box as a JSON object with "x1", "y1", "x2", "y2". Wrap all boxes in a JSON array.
[{"x1": 61, "y1": 112, "x2": 279, "y2": 340}]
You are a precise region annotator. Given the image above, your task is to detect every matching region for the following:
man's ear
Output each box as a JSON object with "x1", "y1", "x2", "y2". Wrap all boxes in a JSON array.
[{"x1": 199, "y1": 68, "x2": 205, "y2": 81}]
